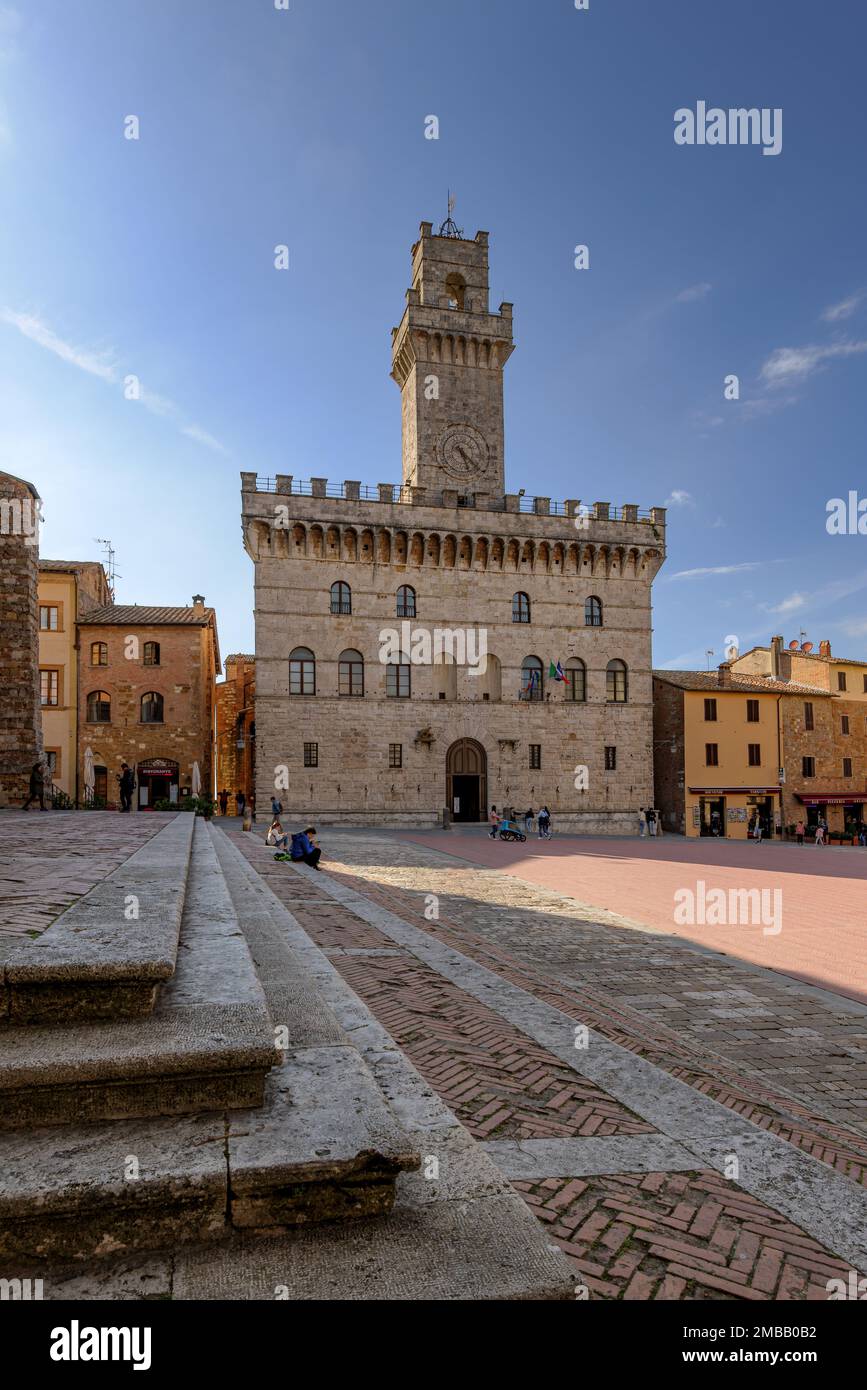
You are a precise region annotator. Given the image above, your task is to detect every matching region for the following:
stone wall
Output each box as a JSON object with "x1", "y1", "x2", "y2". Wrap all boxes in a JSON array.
[
  {"x1": 652, "y1": 677, "x2": 685, "y2": 833},
  {"x1": 216, "y1": 655, "x2": 255, "y2": 802},
  {"x1": 0, "y1": 471, "x2": 43, "y2": 807}
]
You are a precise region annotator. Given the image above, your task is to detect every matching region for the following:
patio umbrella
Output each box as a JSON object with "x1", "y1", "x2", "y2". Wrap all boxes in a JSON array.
[
  {"x1": 191, "y1": 761, "x2": 201, "y2": 798},
  {"x1": 84, "y1": 746, "x2": 95, "y2": 803}
]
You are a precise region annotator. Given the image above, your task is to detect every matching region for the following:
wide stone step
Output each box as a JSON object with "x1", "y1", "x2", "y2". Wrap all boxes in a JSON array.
[
  {"x1": 0, "y1": 813, "x2": 194, "y2": 1023},
  {"x1": 0, "y1": 821, "x2": 277, "y2": 1128},
  {"x1": 0, "y1": 1047, "x2": 417, "y2": 1264}
]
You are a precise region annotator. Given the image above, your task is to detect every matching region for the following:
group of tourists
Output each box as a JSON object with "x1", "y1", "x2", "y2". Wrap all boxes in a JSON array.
[
  {"x1": 638, "y1": 807, "x2": 662, "y2": 838},
  {"x1": 264, "y1": 797, "x2": 322, "y2": 869},
  {"x1": 488, "y1": 805, "x2": 552, "y2": 839},
  {"x1": 218, "y1": 789, "x2": 253, "y2": 818}
]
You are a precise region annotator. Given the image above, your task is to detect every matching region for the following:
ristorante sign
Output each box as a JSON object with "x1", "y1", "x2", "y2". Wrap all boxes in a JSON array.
[{"x1": 688, "y1": 787, "x2": 781, "y2": 795}]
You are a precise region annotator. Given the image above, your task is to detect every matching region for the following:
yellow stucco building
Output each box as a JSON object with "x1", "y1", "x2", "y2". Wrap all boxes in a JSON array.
[{"x1": 37, "y1": 561, "x2": 111, "y2": 801}]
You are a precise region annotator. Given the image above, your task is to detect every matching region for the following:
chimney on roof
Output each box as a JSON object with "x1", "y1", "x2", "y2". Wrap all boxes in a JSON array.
[
  {"x1": 717, "y1": 663, "x2": 730, "y2": 687},
  {"x1": 819, "y1": 639, "x2": 831, "y2": 658},
  {"x1": 770, "y1": 634, "x2": 783, "y2": 679},
  {"x1": 192, "y1": 594, "x2": 205, "y2": 613}
]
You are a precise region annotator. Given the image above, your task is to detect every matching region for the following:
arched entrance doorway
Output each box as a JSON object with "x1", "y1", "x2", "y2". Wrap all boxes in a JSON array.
[{"x1": 446, "y1": 738, "x2": 487, "y2": 823}]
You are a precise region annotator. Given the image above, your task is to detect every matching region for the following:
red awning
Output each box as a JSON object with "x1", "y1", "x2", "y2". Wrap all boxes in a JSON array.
[{"x1": 795, "y1": 794, "x2": 865, "y2": 805}]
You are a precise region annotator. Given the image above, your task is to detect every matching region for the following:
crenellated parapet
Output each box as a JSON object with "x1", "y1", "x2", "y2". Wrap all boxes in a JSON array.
[{"x1": 240, "y1": 474, "x2": 665, "y2": 580}]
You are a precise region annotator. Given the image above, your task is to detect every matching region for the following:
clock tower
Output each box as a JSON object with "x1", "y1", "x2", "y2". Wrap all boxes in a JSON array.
[{"x1": 391, "y1": 219, "x2": 514, "y2": 498}]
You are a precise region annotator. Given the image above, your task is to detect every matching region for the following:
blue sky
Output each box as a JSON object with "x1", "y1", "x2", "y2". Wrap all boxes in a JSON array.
[{"x1": 3, "y1": 0, "x2": 867, "y2": 669}]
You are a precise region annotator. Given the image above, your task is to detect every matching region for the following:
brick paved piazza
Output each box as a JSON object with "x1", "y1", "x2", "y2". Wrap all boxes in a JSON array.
[{"x1": 224, "y1": 824, "x2": 867, "y2": 1300}]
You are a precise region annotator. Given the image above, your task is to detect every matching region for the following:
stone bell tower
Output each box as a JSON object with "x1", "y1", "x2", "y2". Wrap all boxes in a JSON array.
[{"x1": 391, "y1": 218, "x2": 514, "y2": 499}]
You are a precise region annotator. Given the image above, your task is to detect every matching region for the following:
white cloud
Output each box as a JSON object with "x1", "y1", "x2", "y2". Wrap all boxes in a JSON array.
[
  {"x1": 765, "y1": 591, "x2": 806, "y2": 616},
  {"x1": 760, "y1": 340, "x2": 867, "y2": 388},
  {"x1": 664, "y1": 489, "x2": 692, "y2": 507},
  {"x1": 821, "y1": 291, "x2": 865, "y2": 323},
  {"x1": 1, "y1": 307, "x2": 226, "y2": 452},
  {"x1": 181, "y1": 423, "x2": 227, "y2": 454},
  {"x1": 0, "y1": 308, "x2": 117, "y2": 382},
  {"x1": 676, "y1": 282, "x2": 712, "y2": 303},
  {"x1": 668, "y1": 562, "x2": 763, "y2": 580}
]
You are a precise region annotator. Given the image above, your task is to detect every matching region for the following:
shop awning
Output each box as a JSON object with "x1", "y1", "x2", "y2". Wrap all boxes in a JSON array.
[
  {"x1": 795, "y1": 793, "x2": 865, "y2": 805},
  {"x1": 688, "y1": 787, "x2": 781, "y2": 795}
]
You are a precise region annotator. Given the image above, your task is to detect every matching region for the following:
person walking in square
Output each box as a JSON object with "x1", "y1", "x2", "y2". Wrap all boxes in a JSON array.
[
  {"x1": 638, "y1": 807, "x2": 647, "y2": 838},
  {"x1": 235, "y1": 790, "x2": 246, "y2": 818},
  {"x1": 117, "y1": 762, "x2": 135, "y2": 813},
  {"x1": 22, "y1": 761, "x2": 48, "y2": 811},
  {"x1": 218, "y1": 788, "x2": 230, "y2": 816},
  {"x1": 524, "y1": 806, "x2": 535, "y2": 835},
  {"x1": 538, "y1": 806, "x2": 551, "y2": 839},
  {"x1": 795, "y1": 819, "x2": 805, "y2": 846},
  {"x1": 489, "y1": 805, "x2": 500, "y2": 838}
]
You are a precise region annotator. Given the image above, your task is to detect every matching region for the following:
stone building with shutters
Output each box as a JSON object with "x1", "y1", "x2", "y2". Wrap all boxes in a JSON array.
[
  {"x1": 242, "y1": 219, "x2": 666, "y2": 830},
  {"x1": 76, "y1": 598, "x2": 220, "y2": 810}
]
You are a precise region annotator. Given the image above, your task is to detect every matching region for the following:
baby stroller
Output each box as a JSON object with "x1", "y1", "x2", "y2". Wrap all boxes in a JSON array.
[{"x1": 498, "y1": 817, "x2": 527, "y2": 843}]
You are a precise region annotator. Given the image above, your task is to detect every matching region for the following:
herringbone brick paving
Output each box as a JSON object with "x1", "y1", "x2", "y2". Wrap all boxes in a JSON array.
[
  {"x1": 229, "y1": 830, "x2": 864, "y2": 1299},
  {"x1": 512, "y1": 1170, "x2": 853, "y2": 1300},
  {"x1": 337, "y1": 953, "x2": 654, "y2": 1140},
  {"x1": 304, "y1": 837, "x2": 867, "y2": 1184}
]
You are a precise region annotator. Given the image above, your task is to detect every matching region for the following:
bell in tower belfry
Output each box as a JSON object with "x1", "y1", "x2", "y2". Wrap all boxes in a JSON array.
[{"x1": 390, "y1": 218, "x2": 514, "y2": 498}]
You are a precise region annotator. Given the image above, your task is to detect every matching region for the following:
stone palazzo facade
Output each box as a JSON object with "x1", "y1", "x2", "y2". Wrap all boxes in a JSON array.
[{"x1": 243, "y1": 222, "x2": 666, "y2": 829}]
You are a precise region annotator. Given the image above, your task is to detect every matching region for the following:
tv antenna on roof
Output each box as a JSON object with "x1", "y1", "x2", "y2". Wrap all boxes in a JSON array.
[
  {"x1": 94, "y1": 538, "x2": 121, "y2": 601},
  {"x1": 705, "y1": 648, "x2": 714, "y2": 670},
  {"x1": 438, "y1": 190, "x2": 463, "y2": 239}
]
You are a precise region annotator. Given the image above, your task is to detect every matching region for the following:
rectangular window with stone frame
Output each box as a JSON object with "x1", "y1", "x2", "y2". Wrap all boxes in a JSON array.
[
  {"x1": 604, "y1": 745, "x2": 616, "y2": 771},
  {"x1": 529, "y1": 744, "x2": 541, "y2": 769},
  {"x1": 389, "y1": 743, "x2": 402, "y2": 768},
  {"x1": 303, "y1": 742, "x2": 318, "y2": 768}
]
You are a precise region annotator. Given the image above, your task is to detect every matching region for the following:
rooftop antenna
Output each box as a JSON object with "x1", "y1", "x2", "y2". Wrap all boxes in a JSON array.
[
  {"x1": 94, "y1": 538, "x2": 121, "y2": 601},
  {"x1": 438, "y1": 190, "x2": 463, "y2": 239},
  {"x1": 705, "y1": 648, "x2": 714, "y2": 670}
]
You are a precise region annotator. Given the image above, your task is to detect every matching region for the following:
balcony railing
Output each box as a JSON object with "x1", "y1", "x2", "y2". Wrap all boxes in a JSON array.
[{"x1": 245, "y1": 475, "x2": 663, "y2": 524}]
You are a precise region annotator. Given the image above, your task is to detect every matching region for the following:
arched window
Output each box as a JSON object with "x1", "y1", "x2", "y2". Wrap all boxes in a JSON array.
[
  {"x1": 585, "y1": 596, "x2": 603, "y2": 627},
  {"x1": 141, "y1": 691, "x2": 164, "y2": 724},
  {"x1": 91, "y1": 641, "x2": 107, "y2": 667},
  {"x1": 521, "y1": 655, "x2": 543, "y2": 701},
  {"x1": 396, "y1": 585, "x2": 416, "y2": 618},
  {"x1": 289, "y1": 647, "x2": 316, "y2": 695},
  {"x1": 606, "y1": 659, "x2": 628, "y2": 703},
  {"x1": 386, "y1": 655, "x2": 411, "y2": 698},
  {"x1": 338, "y1": 649, "x2": 364, "y2": 697},
  {"x1": 433, "y1": 651, "x2": 457, "y2": 701},
  {"x1": 512, "y1": 592, "x2": 531, "y2": 624},
  {"x1": 565, "y1": 657, "x2": 586, "y2": 703},
  {"x1": 445, "y1": 273, "x2": 466, "y2": 310},
  {"x1": 330, "y1": 581, "x2": 351, "y2": 615},
  {"x1": 86, "y1": 690, "x2": 111, "y2": 723},
  {"x1": 143, "y1": 641, "x2": 160, "y2": 667}
]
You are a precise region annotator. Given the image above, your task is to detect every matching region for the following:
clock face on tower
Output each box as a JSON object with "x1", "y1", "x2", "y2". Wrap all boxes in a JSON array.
[{"x1": 436, "y1": 423, "x2": 490, "y2": 483}]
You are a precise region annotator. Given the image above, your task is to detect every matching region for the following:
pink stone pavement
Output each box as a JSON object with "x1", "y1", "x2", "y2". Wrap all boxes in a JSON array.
[{"x1": 399, "y1": 832, "x2": 867, "y2": 1004}]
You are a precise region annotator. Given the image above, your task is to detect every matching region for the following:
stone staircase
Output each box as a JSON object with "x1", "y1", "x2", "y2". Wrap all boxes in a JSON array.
[{"x1": 0, "y1": 817, "x2": 573, "y2": 1299}]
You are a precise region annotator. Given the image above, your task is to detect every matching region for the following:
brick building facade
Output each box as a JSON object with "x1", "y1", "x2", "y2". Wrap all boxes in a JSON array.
[
  {"x1": 243, "y1": 220, "x2": 666, "y2": 829},
  {"x1": 0, "y1": 470, "x2": 44, "y2": 807},
  {"x1": 215, "y1": 654, "x2": 255, "y2": 805},
  {"x1": 76, "y1": 598, "x2": 220, "y2": 809}
]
